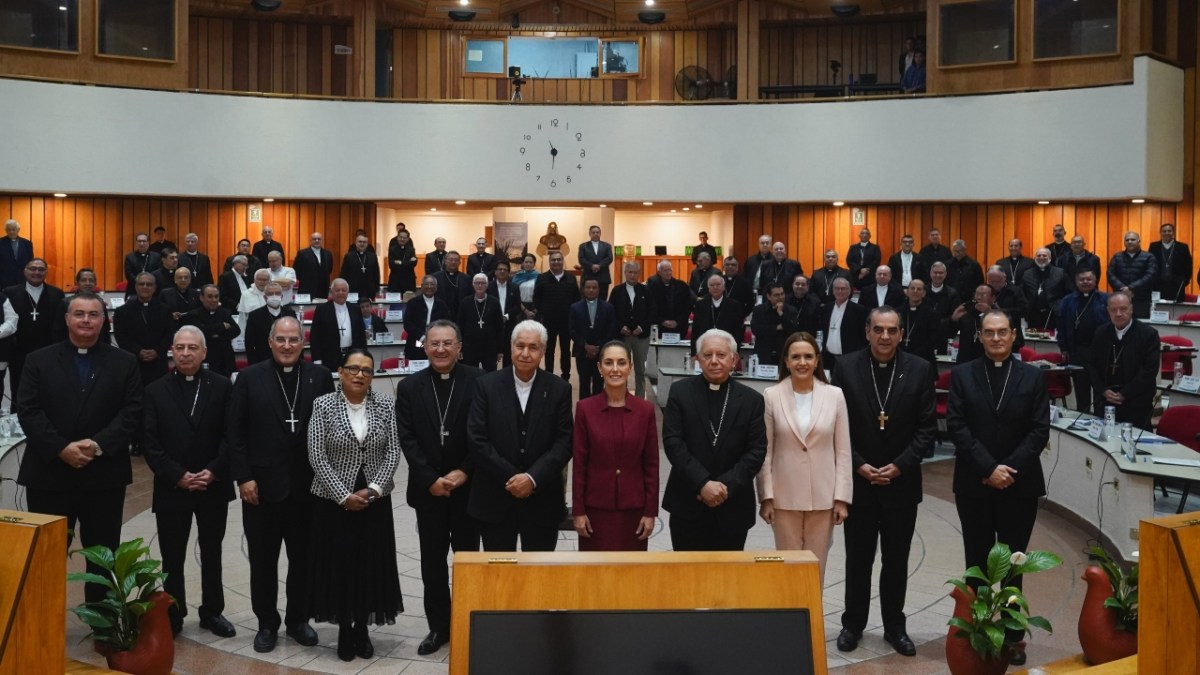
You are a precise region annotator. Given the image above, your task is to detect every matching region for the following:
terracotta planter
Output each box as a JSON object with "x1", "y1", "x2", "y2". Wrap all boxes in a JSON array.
[
  {"x1": 1078, "y1": 566, "x2": 1138, "y2": 665},
  {"x1": 945, "y1": 587, "x2": 1011, "y2": 675},
  {"x1": 97, "y1": 591, "x2": 176, "y2": 675}
]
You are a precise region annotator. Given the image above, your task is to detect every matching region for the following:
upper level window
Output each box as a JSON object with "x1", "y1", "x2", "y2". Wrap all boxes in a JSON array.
[
  {"x1": 0, "y1": 0, "x2": 79, "y2": 53},
  {"x1": 465, "y1": 38, "x2": 506, "y2": 75},
  {"x1": 1034, "y1": 0, "x2": 1119, "y2": 60},
  {"x1": 600, "y1": 39, "x2": 641, "y2": 76},
  {"x1": 98, "y1": 0, "x2": 175, "y2": 61},
  {"x1": 939, "y1": 0, "x2": 1016, "y2": 67},
  {"x1": 508, "y1": 36, "x2": 598, "y2": 79}
]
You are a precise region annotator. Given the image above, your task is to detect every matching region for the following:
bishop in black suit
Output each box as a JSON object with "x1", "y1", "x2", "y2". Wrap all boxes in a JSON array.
[
  {"x1": 569, "y1": 281, "x2": 618, "y2": 398},
  {"x1": 4, "y1": 259, "x2": 65, "y2": 407},
  {"x1": 114, "y1": 273, "x2": 173, "y2": 387},
  {"x1": 819, "y1": 278, "x2": 869, "y2": 371},
  {"x1": 847, "y1": 230, "x2": 883, "y2": 289},
  {"x1": 466, "y1": 239, "x2": 498, "y2": 280},
  {"x1": 663, "y1": 329, "x2": 767, "y2": 551},
  {"x1": 1086, "y1": 292, "x2": 1161, "y2": 429},
  {"x1": 227, "y1": 316, "x2": 334, "y2": 651},
  {"x1": 124, "y1": 234, "x2": 161, "y2": 290},
  {"x1": 181, "y1": 286, "x2": 241, "y2": 377},
  {"x1": 340, "y1": 236, "x2": 382, "y2": 300},
  {"x1": 858, "y1": 266, "x2": 906, "y2": 310},
  {"x1": 143, "y1": 327, "x2": 236, "y2": 637},
  {"x1": 646, "y1": 262, "x2": 694, "y2": 336},
  {"x1": 218, "y1": 264, "x2": 251, "y2": 311},
  {"x1": 309, "y1": 281, "x2": 366, "y2": 368},
  {"x1": 608, "y1": 262, "x2": 655, "y2": 398},
  {"x1": 467, "y1": 320, "x2": 573, "y2": 551},
  {"x1": 488, "y1": 261, "x2": 523, "y2": 367},
  {"x1": 750, "y1": 283, "x2": 799, "y2": 366},
  {"x1": 1149, "y1": 223, "x2": 1192, "y2": 302},
  {"x1": 458, "y1": 276, "x2": 506, "y2": 372},
  {"x1": 424, "y1": 238, "x2": 448, "y2": 276},
  {"x1": 404, "y1": 277, "x2": 451, "y2": 361},
  {"x1": 831, "y1": 308, "x2": 936, "y2": 655},
  {"x1": 690, "y1": 275, "x2": 746, "y2": 356},
  {"x1": 294, "y1": 235, "x2": 334, "y2": 299},
  {"x1": 179, "y1": 236, "x2": 215, "y2": 288},
  {"x1": 721, "y1": 257, "x2": 755, "y2": 319},
  {"x1": 577, "y1": 228, "x2": 613, "y2": 300},
  {"x1": 244, "y1": 300, "x2": 295, "y2": 365},
  {"x1": 897, "y1": 280, "x2": 941, "y2": 370},
  {"x1": 433, "y1": 253, "x2": 472, "y2": 313},
  {"x1": 396, "y1": 322, "x2": 483, "y2": 655},
  {"x1": 16, "y1": 292, "x2": 142, "y2": 604},
  {"x1": 947, "y1": 310, "x2": 1050, "y2": 656}
]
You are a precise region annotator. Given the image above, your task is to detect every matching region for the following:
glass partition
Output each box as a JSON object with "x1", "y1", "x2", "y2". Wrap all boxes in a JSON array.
[
  {"x1": 465, "y1": 38, "x2": 506, "y2": 75},
  {"x1": 938, "y1": 0, "x2": 1016, "y2": 67},
  {"x1": 97, "y1": 0, "x2": 175, "y2": 61},
  {"x1": 1034, "y1": 0, "x2": 1119, "y2": 60},
  {"x1": 0, "y1": 0, "x2": 79, "y2": 53},
  {"x1": 507, "y1": 36, "x2": 598, "y2": 79}
]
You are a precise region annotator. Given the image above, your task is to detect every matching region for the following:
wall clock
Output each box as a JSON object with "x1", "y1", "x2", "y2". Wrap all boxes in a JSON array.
[{"x1": 519, "y1": 118, "x2": 586, "y2": 188}]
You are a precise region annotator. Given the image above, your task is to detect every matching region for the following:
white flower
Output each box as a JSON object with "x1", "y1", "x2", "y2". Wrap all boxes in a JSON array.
[
  {"x1": 1010, "y1": 551, "x2": 1028, "y2": 566},
  {"x1": 1007, "y1": 595, "x2": 1020, "y2": 606}
]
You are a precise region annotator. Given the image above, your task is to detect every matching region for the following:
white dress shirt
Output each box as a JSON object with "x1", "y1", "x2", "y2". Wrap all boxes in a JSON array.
[{"x1": 827, "y1": 301, "x2": 847, "y2": 355}]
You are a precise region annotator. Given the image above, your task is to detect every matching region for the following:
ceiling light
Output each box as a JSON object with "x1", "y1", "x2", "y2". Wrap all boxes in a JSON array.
[
  {"x1": 682, "y1": 207, "x2": 690, "y2": 211},
  {"x1": 643, "y1": 201, "x2": 653, "y2": 206},
  {"x1": 455, "y1": 200, "x2": 466, "y2": 205},
  {"x1": 832, "y1": 201, "x2": 845, "y2": 207},
  {"x1": 459, "y1": 0, "x2": 470, "y2": 4},
  {"x1": 430, "y1": 207, "x2": 438, "y2": 211},
  {"x1": 694, "y1": 204, "x2": 703, "y2": 209},
  {"x1": 598, "y1": 204, "x2": 607, "y2": 208},
  {"x1": 645, "y1": 0, "x2": 655, "y2": 5},
  {"x1": 53, "y1": 193, "x2": 67, "y2": 198},
  {"x1": 1132, "y1": 199, "x2": 1145, "y2": 204},
  {"x1": 1037, "y1": 200, "x2": 1050, "y2": 205},
  {"x1": 263, "y1": 198, "x2": 274, "y2": 202},
  {"x1": 58, "y1": 5, "x2": 67, "y2": 10}
]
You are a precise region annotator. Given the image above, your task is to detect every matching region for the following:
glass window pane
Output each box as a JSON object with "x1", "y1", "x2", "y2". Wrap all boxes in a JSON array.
[
  {"x1": 466, "y1": 39, "x2": 505, "y2": 74},
  {"x1": 939, "y1": 0, "x2": 1016, "y2": 67},
  {"x1": 376, "y1": 28, "x2": 393, "y2": 97},
  {"x1": 98, "y1": 0, "x2": 174, "y2": 60},
  {"x1": 1034, "y1": 0, "x2": 1119, "y2": 59},
  {"x1": 508, "y1": 36, "x2": 598, "y2": 79},
  {"x1": 0, "y1": 0, "x2": 79, "y2": 52},
  {"x1": 602, "y1": 40, "x2": 639, "y2": 75}
]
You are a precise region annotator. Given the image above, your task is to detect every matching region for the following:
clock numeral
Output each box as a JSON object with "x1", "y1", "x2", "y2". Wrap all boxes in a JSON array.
[
  {"x1": 523, "y1": 134, "x2": 532, "y2": 141},
  {"x1": 575, "y1": 132, "x2": 583, "y2": 141},
  {"x1": 566, "y1": 176, "x2": 572, "y2": 183},
  {"x1": 577, "y1": 164, "x2": 582, "y2": 171},
  {"x1": 538, "y1": 124, "x2": 542, "y2": 130},
  {"x1": 536, "y1": 175, "x2": 540, "y2": 181},
  {"x1": 580, "y1": 149, "x2": 586, "y2": 158},
  {"x1": 525, "y1": 163, "x2": 531, "y2": 171},
  {"x1": 550, "y1": 119, "x2": 559, "y2": 127},
  {"x1": 550, "y1": 180, "x2": 557, "y2": 188},
  {"x1": 520, "y1": 147, "x2": 526, "y2": 154}
]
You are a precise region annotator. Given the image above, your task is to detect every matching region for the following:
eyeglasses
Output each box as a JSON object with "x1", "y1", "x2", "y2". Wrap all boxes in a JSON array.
[
  {"x1": 271, "y1": 336, "x2": 303, "y2": 345},
  {"x1": 982, "y1": 329, "x2": 1012, "y2": 339},
  {"x1": 26, "y1": 267, "x2": 47, "y2": 273},
  {"x1": 426, "y1": 340, "x2": 459, "y2": 350},
  {"x1": 341, "y1": 365, "x2": 373, "y2": 376}
]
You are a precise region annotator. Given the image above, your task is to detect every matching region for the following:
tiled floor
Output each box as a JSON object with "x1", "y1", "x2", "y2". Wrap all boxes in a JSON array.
[{"x1": 55, "y1": 405, "x2": 1191, "y2": 674}]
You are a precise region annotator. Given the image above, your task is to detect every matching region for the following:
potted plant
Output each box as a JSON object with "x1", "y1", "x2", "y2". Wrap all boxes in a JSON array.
[
  {"x1": 1078, "y1": 544, "x2": 1138, "y2": 664},
  {"x1": 68, "y1": 538, "x2": 175, "y2": 675},
  {"x1": 945, "y1": 541, "x2": 1063, "y2": 675}
]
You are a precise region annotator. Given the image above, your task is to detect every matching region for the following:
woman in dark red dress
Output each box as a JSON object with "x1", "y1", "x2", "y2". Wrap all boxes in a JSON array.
[{"x1": 572, "y1": 341, "x2": 660, "y2": 551}]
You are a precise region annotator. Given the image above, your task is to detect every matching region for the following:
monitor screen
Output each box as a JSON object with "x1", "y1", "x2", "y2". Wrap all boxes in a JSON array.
[{"x1": 469, "y1": 608, "x2": 815, "y2": 675}]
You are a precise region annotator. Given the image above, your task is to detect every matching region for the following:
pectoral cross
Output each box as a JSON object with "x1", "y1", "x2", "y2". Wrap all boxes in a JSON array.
[
  {"x1": 360, "y1": 266, "x2": 367, "y2": 274},
  {"x1": 1110, "y1": 362, "x2": 1119, "y2": 375},
  {"x1": 337, "y1": 325, "x2": 346, "y2": 335},
  {"x1": 477, "y1": 319, "x2": 486, "y2": 329},
  {"x1": 439, "y1": 425, "x2": 450, "y2": 446},
  {"x1": 29, "y1": 307, "x2": 38, "y2": 321},
  {"x1": 878, "y1": 410, "x2": 888, "y2": 430},
  {"x1": 286, "y1": 414, "x2": 299, "y2": 433}
]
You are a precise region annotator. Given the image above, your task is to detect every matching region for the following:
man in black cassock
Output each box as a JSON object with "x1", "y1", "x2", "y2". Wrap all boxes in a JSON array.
[
  {"x1": 339, "y1": 233, "x2": 381, "y2": 300},
  {"x1": 17, "y1": 292, "x2": 142, "y2": 604},
  {"x1": 947, "y1": 310, "x2": 1050, "y2": 666},
  {"x1": 113, "y1": 272, "x2": 173, "y2": 392},
  {"x1": 434, "y1": 251, "x2": 472, "y2": 317},
  {"x1": 896, "y1": 279, "x2": 940, "y2": 370},
  {"x1": 179, "y1": 233, "x2": 215, "y2": 287},
  {"x1": 458, "y1": 274, "x2": 505, "y2": 372},
  {"x1": 404, "y1": 276, "x2": 451, "y2": 361},
  {"x1": 396, "y1": 320, "x2": 483, "y2": 656},
  {"x1": 662, "y1": 328, "x2": 766, "y2": 551},
  {"x1": 124, "y1": 232, "x2": 161, "y2": 292},
  {"x1": 143, "y1": 325, "x2": 237, "y2": 638},
  {"x1": 228, "y1": 316, "x2": 334, "y2": 653},
  {"x1": 244, "y1": 283, "x2": 295, "y2": 365},
  {"x1": 294, "y1": 231, "x2": 334, "y2": 299},
  {"x1": 690, "y1": 275, "x2": 746, "y2": 357},
  {"x1": 750, "y1": 282, "x2": 798, "y2": 367},
  {"x1": 309, "y1": 279, "x2": 366, "y2": 368},
  {"x1": 832, "y1": 307, "x2": 936, "y2": 657},
  {"x1": 532, "y1": 251, "x2": 581, "y2": 379},
  {"x1": 4, "y1": 258, "x2": 65, "y2": 409},
  {"x1": 182, "y1": 285, "x2": 241, "y2": 376},
  {"x1": 1086, "y1": 292, "x2": 1161, "y2": 429}
]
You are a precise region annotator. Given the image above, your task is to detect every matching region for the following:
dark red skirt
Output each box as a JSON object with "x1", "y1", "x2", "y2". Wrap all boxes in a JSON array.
[{"x1": 578, "y1": 507, "x2": 649, "y2": 552}]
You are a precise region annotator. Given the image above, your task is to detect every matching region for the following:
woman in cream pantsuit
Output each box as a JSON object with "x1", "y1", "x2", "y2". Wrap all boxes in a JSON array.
[{"x1": 756, "y1": 332, "x2": 854, "y2": 580}]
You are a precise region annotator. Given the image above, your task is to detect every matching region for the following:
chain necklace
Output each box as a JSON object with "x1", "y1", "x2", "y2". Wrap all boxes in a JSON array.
[
  {"x1": 275, "y1": 369, "x2": 302, "y2": 433},
  {"x1": 1073, "y1": 292, "x2": 1095, "y2": 329},
  {"x1": 982, "y1": 359, "x2": 1014, "y2": 415},
  {"x1": 868, "y1": 356, "x2": 897, "y2": 429},
  {"x1": 474, "y1": 297, "x2": 487, "y2": 329},
  {"x1": 357, "y1": 251, "x2": 369, "y2": 274},
  {"x1": 708, "y1": 383, "x2": 732, "y2": 447},
  {"x1": 431, "y1": 375, "x2": 456, "y2": 447}
]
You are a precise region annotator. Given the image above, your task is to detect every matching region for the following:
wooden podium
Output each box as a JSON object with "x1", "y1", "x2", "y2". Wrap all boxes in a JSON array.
[
  {"x1": 1139, "y1": 512, "x2": 1200, "y2": 674},
  {"x1": 0, "y1": 510, "x2": 66, "y2": 675},
  {"x1": 450, "y1": 550, "x2": 827, "y2": 674}
]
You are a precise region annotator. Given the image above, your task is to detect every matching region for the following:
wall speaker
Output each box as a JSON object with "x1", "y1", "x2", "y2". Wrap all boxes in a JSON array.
[
  {"x1": 831, "y1": 4, "x2": 860, "y2": 18},
  {"x1": 638, "y1": 11, "x2": 665, "y2": 24},
  {"x1": 511, "y1": 13, "x2": 520, "y2": 28},
  {"x1": 251, "y1": 0, "x2": 281, "y2": 10},
  {"x1": 448, "y1": 10, "x2": 477, "y2": 21}
]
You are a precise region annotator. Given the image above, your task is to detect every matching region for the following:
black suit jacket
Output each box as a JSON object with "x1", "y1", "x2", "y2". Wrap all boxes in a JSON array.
[
  {"x1": 158, "y1": 286, "x2": 200, "y2": 324},
  {"x1": 143, "y1": 370, "x2": 235, "y2": 512},
  {"x1": 690, "y1": 297, "x2": 746, "y2": 355},
  {"x1": 947, "y1": 358, "x2": 1049, "y2": 498},
  {"x1": 608, "y1": 282, "x2": 654, "y2": 335},
  {"x1": 458, "y1": 295, "x2": 506, "y2": 359},
  {"x1": 947, "y1": 256, "x2": 985, "y2": 298},
  {"x1": 847, "y1": 243, "x2": 882, "y2": 288},
  {"x1": 113, "y1": 298, "x2": 173, "y2": 383},
  {"x1": 217, "y1": 270, "x2": 249, "y2": 311},
  {"x1": 228, "y1": 360, "x2": 335, "y2": 503},
  {"x1": 832, "y1": 350, "x2": 936, "y2": 505},
  {"x1": 750, "y1": 302, "x2": 799, "y2": 365},
  {"x1": 467, "y1": 368, "x2": 574, "y2": 526},
  {"x1": 386, "y1": 239, "x2": 418, "y2": 292},
  {"x1": 433, "y1": 270, "x2": 472, "y2": 312},
  {"x1": 294, "y1": 247, "x2": 334, "y2": 299},
  {"x1": 181, "y1": 307, "x2": 241, "y2": 376},
  {"x1": 758, "y1": 258, "x2": 803, "y2": 291},
  {"x1": 898, "y1": 303, "x2": 941, "y2": 366},
  {"x1": 927, "y1": 285, "x2": 963, "y2": 351},
  {"x1": 0, "y1": 237, "x2": 34, "y2": 287},
  {"x1": 309, "y1": 301, "x2": 367, "y2": 367},
  {"x1": 396, "y1": 364, "x2": 484, "y2": 510},
  {"x1": 646, "y1": 276, "x2": 693, "y2": 333},
  {"x1": 424, "y1": 250, "x2": 448, "y2": 276},
  {"x1": 403, "y1": 295, "x2": 450, "y2": 360},
  {"x1": 578, "y1": 241, "x2": 613, "y2": 286},
  {"x1": 251, "y1": 240, "x2": 284, "y2": 269},
  {"x1": 568, "y1": 298, "x2": 618, "y2": 356},
  {"x1": 244, "y1": 305, "x2": 296, "y2": 365},
  {"x1": 723, "y1": 276, "x2": 755, "y2": 319},
  {"x1": 787, "y1": 293, "x2": 822, "y2": 335},
  {"x1": 340, "y1": 250, "x2": 382, "y2": 299},
  {"x1": 179, "y1": 251, "x2": 214, "y2": 287},
  {"x1": 820, "y1": 300, "x2": 869, "y2": 358},
  {"x1": 1087, "y1": 320, "x2": 1161, "y2": 426},
  {"x1": 809, "y1": 267, "x2": 852, "y2": 305},
  {"x1": 858, "y1": 282, "x2": 905, "y2": 310},
  {"x1": 917, "y1": 244, "x2": 953, "y2": 280},
  {"x1": 488, "y1": 280, "x2": 524, "y2": 334},
  {"x1": 1149, "y1": 241, "x2": 1193, "y2": 301},
  {"x1": 533, "y1": 271, "x2": 581, "y2": 325},
  {"x1": 467, "y1": 251, "x2": 498, "y2": 279},
  {"x1": 662, "y1": 377, "x2": 767, "y2": 533},
  {"x1": 886, "y1": 252, "x2": 927, "y2": 286},
  {"x1": 124, "y1": 251, "x2": 162, "y2": 288},
  {"x1": 16, "y1": 341, "x2": 143, "y2": 491},
  {"x1": 996, "y1": 255, "x2": 1036, "y2": 287},
  {"x1": 4, "y1": 283, "x2": 65, "y2": 359}
]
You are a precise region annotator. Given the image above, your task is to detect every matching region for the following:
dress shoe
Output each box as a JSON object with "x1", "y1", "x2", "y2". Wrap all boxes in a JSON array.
[
  {"x1": 285, "y1": 622, "x2": 319, "y2": 647},
  {"x1": 253, "y1": 627, "x2": 277, "y2": 653},
  {"x1": 883, "y1": 631, "x2": 917, "y2": 656},
  {"x1": 199, "y1": 614, "x2": 236, "y2": 638},
  {"x1": 836, "y1": 628, "x2": 861, "y2": 652},
  {"x1": 1006, "y1": 641, "x2": 1027, "y2": 666},
  {"x1": 418, "y1": 630, "x2": 449, "y2": 655},
  {"x1": 170, "y1": 620, "x2": 183, "y2": 638},
  {"x1": 337, "y1": 625, "x2": 354, "y2": 662},
  {"x1": 356, "y1": 634, "x2": 374, "y2": 659}
]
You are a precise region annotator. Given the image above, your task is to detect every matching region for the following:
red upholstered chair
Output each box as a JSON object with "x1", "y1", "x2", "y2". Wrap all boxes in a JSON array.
[
  {"x1": 115, "y1": 281, "x2": 128, "y2": 292},
  {"x1": 303, "y1": 307, "x2": 316, "y2": 321},
  {"x1": 744, "y1": 327, "x2": 753, "y2": 345},
  {"x1": 1155, "y1": 405, "x2": 1200, "y2": 512},
  {"x1": 1019, "y1": 346, "x2": 1037, "y2": 363},
  {"x1": 935, "y1": 370, "x2": 952, "y2": 419},
  {"x1": 1185, "y1": 294, "x2": 1198, "y2": 302},
  {"x1": 235, "y1": 357, "x2": 248, "y2": 372},
  {"x1": 380, "y1": 357, "x2": 401, "y2": 370},
  {"x1": 684, "y1": 327, "x2": 693, "y2": 340},
  {"x1": 1160, "y1": 335, "x2": 1194, "y2": 380},
  {"x1": 1179, "y1": 312, "x2": 1200, "y2": 323},
  {"x1": 1036, "y1": 352, "x2": 1073, "y2": 407},
  {"x1": 304, "y1": 329, "x2": 311, "y2": 344}
]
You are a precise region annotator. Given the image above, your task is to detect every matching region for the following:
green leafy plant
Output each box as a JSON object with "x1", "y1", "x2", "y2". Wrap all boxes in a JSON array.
[
  {"x1": 946, "y1": 541, "x2": 1064, "y2": 661},
  {"x1": 1087, "y1": 544, "x2": 1139, "y2": 633},
  {"x1": 67, "y1": 538, "x2": 172, "y2": 652}
]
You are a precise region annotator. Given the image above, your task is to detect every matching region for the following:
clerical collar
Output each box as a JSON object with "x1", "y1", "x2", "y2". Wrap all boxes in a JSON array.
[
  {"x1": 179, "y1": 372, "x2": 197, "y2": 382},
  {"x1": 989, "y1": 356, "x2": 1012, "y2": 367},
  {"x1": 553, "y1": 272, "x2": 564, "y2": 281},
  {"x1": 711, "y1": 297, "x2": 723, "y2": 308},
  {"x1": 931, "y1": 284, "x2": 944, "y2": 292},
  {"x1": 1080, "y1": 292, "x2": 1091, "y2": 298},
  {"x1": 434, "y1": 366, "x2": 454, "y2": 380},
  {"x1": 273, "y1": 362, "x2": 297, "y2": 374},
  {"x1": 587, "y1": 298, "x2": 597, "y2": 305},
  {"x1": 76, "y1": 347, "x2": 89, "y2": 355},
  {"x1": 1115, "y1": 322, "x2": 1133, "y2": 340},
  {"x1": 705, "y1": 378, "x2": 728, "y2": 391},
  {"x1": 872, "y1": 355, "x2": 895, "y2": 368},
  {"x1": 476, "y1": 295, "x2": 487, "y2": 302}
]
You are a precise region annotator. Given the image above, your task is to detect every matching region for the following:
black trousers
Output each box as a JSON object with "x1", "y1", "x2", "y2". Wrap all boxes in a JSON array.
[
  {"x1": 478, "y1": 507, "x2": 558, "y2": 552},
  {"x1": 543, "y1": 321, "x2": 571, "y2": 377},
  {"x1": 26, "y1": 485, "x2": 125, "y2": 604},
  {"x1": 669, "y1": 515, "x2": 747, "y2": 551},
  {"x1": 242, "y1": 492, "x2": 312, "y2": 630},
  {"x1": 8, "y1": 355, "x2": 26, "y2": 412},
  {"x1": 156, "y1": 499, "x2": 229, "y2": 626},
  {"x1": 575, "y1": 355, "x2": 603, "y2": 398},
  {"x1": 955, "y1": 492, "x2": 1039, "y2": 643},
  {"x1": 841, "y1": 494, "x2": 920, "y2": 635},
  {"x1": 415, "y1": 497, "x2": 480, "y2": 633},
  {"x1": 1068, "y1": 347, "x2": 1098, "y2": 415}
]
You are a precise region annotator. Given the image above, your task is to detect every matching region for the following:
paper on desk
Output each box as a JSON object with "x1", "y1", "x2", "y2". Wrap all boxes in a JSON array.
[{"x1": 1150, "y1": 457, "x2": 1200, "y2": 468}]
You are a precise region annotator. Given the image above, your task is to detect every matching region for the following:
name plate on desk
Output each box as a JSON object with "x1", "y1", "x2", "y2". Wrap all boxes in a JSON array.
[
  {"x1": 661, "y1": 332, "x2": 681, "y2": 345},
  {"x1": 755, "y1": 365, "x2": 779, "y2": 380},
  {"x1": 347, "y1": 292, "x2": 359, "y2": 303},
  {"x1": 1150, "y1": 310, "x2": 1171, "y2": 323},
  {"x1": 374, "y1": 332, "x2": 394, "y2": 344},
  {"x1": 1087, "y1": 420, "x2": 1106, "y2": 441},
  {"x1": 408, "y1": 359, "x2": 429, "y2": 372},
  {"x1": 295, "y1": 293, "x2": 312, "y2": 304},
  {"x1": 385, "y1": 309, "x2": 403, "y2": 322},
  {"x1": 109, "y1": 297, "x2": 125, "y2": 309},
  {"x1": 1178, "y1": 375, "x2": 1200, "y2": 393},
  {"x1": 385, "y1": 292, "x2": 403, "y2": 303},
  {"x1": 232, "y1": 337, "x2": 245, "y2": 352}
]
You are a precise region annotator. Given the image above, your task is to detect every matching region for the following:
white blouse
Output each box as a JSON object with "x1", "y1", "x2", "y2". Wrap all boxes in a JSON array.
[
  {"x1": 793, "y1": 390, "x2": 813, "y2": 437},
  {"x1": 346, "y1": 399, "x2": 368, "y2": 443}
]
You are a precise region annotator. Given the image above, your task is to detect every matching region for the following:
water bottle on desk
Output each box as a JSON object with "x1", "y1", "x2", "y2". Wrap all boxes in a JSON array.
[
  {"x1": 1174, "y1": 361, "x2": 1184, "y2": 387},
  {"x1": 816, "y1": 331, "x2": 824, "y2": 352},
  {"x1": 1104, "y1": 406, "x2": 1117, "y2": 439},
  {"x1": 650, "y1": 325, "x2": 659, "y2": 342},
  {"x1": 747, "y1": 354, "x2": 759, "y2": 377}
]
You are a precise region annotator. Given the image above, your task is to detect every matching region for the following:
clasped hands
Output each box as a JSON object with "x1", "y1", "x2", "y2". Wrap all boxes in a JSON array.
[
  {"x1": 342, "y1": 488, "x2": 378, "y2": 512},
  {"x1": 697, "y1": 480, "x2": 727, "y2": 508},
  {"x1": 59, "y1": 439, "x2": 100, "y2": 469},
  {"x1": 176, "y1": 469, "x2": 215, "y2": 492},
  {"x1": 505, "y1": 473, "x2": 535, "y2": 498},
  {"x1": 428, "y1": 469, "x2": 468, "y2": 497},
  {"x1": 856, "y1": 463, "x2": 900, "y2": 486},
  {"x1": 983, "y1": 464, "x2": 1018, "y2": 490},
  {"x1": 1103, "y1": 389, "x2": 1125, "y2": 405}
]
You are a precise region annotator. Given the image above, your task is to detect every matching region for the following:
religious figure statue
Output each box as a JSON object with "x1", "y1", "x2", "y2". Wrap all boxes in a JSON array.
[{"x1": 536, "y1": 221, "x2": 570, "y2": 257}]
